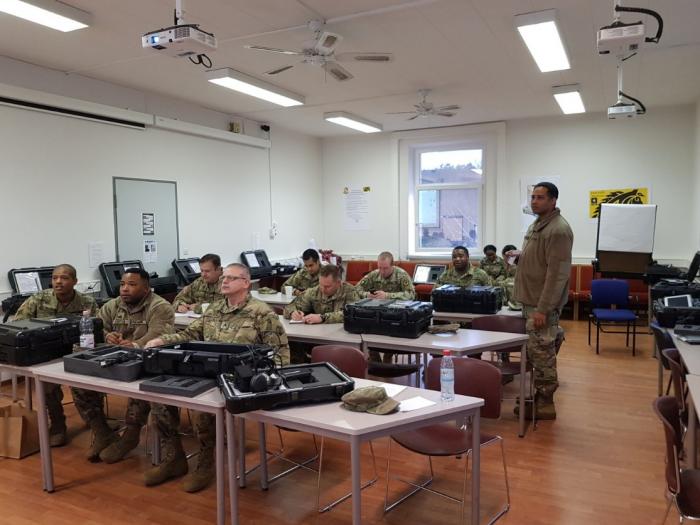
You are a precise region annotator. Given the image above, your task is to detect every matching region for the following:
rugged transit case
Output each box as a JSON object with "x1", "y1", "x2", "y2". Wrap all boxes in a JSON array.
[
  {"x1": 0, "y1": 316, "x2": 104, "y2": 366},
  {"x1": 653, "y1": 298, "x2": 700, "y2": 328},
  {"x1": 143, "y1": 341, "x2": 275, "y2": 378},
  {"x1": 63, "y1": 344, "x2": 143, "y2": 381},
  {"x1": 140, "y1": 375, "x2": 216, "y2": 397},
  {"x1": 219, "y1": 362, "x2": 355, "y2": 414},
  {"x1": 171, "y1": 258, "x2": 201, "y2": 285},
  {"x1": 343, "y1": 299, "x2": 433, "y2": 338},
  {"x1": 650, "y1": 281, "x2": 700, "y2": 301},
  {"x1": 7, "y1": 266, "x2": 55, "y2": 295},
  {"x1": 431, "y1": 285, "x2": 503, "y2": 314}
]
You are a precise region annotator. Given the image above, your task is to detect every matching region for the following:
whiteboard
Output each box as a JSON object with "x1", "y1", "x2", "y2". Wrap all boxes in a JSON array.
[{"x1": 597, "y1": 204, "x2": 657, "y2": 253}]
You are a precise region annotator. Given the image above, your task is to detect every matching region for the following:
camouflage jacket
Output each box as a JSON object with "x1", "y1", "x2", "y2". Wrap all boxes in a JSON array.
[
  {"x1": 99, "y1": 292, "x2": 174, "y2": 347},
  {"x1": 172, "y1": 276, "x2": 223, "y2": 313},
  {"x1": 283, "y1": 282, "x2": 359, "y2": 324},
  {"x1": 435, "y1": 265, "x2": 492, "y2": 287},
  {"x1": 14, "y1": 289, "x2": 98, "y2": 320},
  {"x1": 283, "y1": 268, "x2": 319, "y2": 293},
  {"x1": 356, "y1": 267, "x2": 415, "y2": 300},
  {"x1": 480, "y1": 257, "x2": 507, "y2": 281},
  {"x1": 161, "y1": 295, "x2": 290, "y2": 365}
]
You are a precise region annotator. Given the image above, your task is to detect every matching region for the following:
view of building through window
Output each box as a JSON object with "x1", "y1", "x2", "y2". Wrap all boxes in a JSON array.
[{"x1": 415, "y1": 148, "x2": 483, "y2": 251}]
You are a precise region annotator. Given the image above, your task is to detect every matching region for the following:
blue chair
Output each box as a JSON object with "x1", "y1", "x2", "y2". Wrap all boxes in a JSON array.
[{"x1": 588, "y1": 279, "x2": 638, "y2": 355}]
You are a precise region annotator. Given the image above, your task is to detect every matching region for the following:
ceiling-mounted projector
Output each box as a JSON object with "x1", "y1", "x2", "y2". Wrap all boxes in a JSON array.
[
  {"x1": 607, "y1": 102, "x2": 639, "y2": 119},
  {"x1": 142, "y1": 24, "x2": 216, "y2": 58}
]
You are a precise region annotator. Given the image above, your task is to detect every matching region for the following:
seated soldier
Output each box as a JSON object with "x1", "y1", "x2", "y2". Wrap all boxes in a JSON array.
[
  {"x1": 283, "y1": 249, "x2": 321, "y2": 296},
  {"x1": 172, "y1": 253, "x2": 223, "y2": 313},
  {"x1": 72, "y1": 269, "x2": 174, "y2": 464},
  {"x1": 14, "y1": 263, "x2": 97, "y2": 447},
  {"x1": 498, "y1": 244, "x2": 521, "y2": 310},
  {"x1": 436, "y1": 246, "x2": 492, "y2": 287},
  {"x1": 356, "y1": 251, "x2": 415, "y2": 300},
  {"x1": 284, "y1": 264, "x2": 359, "y2": 324},
  {"x1": 480, "y1": 244, "x2": 506, "y2": 282},
  {"x1": 145, "y1": 263, "x2": 290, "y2": 492}
]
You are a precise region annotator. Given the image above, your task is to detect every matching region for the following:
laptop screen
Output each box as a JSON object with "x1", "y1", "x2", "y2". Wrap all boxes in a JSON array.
[
  {"x1": 413, "y1": 264, "x2": 446, "y2": 284},
  {"x1": 664, "y1": 294, "x2": 693, "y2": 308}
]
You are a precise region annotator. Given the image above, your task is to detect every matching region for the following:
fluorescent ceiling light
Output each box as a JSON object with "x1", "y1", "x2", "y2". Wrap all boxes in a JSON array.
[
  {"x1": 324, "y1": 111, "x2": 382, "y2": 133},
  {"x1": 206, "y1": 68, "x2": 304, "y2": 107},
  {"x1": 0, "y1": 0, "x2": 90, "y2": 32},
  {"x1": 515, "y1": 9, "x2": 570, "y2": 72},
  {"x1": 553, "y1": 85, "x2": 585, "y2": 114}
]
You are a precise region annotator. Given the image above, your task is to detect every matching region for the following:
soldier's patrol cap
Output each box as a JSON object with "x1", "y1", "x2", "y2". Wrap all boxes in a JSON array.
[{"x1": 341, "y1": 386, "x2": 399, "y2": 415}]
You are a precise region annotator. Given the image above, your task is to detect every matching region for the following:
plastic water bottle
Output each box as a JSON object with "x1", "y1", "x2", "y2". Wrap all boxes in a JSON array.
[
  {"x1": 79, "y1": 310, "x2": 95, "y2": 349},
  {"x1": 440, "y1": 350, "x2": 455, "y2": 402}
]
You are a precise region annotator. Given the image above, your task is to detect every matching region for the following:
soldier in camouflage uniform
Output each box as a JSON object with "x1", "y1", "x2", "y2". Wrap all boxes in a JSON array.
[
  {"x1": 512, "y1": 183, "x2": 573, "y2": 420},
  {"x1": 480, "y1": 244, "x2": 507, "y2": 282},
  {"x1": 145, "y1": 263, "x2": 290, "y2": 491},
  {"x1": 496, "y1": 244, "x2": 521, "y2": 310},
  {"x1": 284, "y1": 264, "x2": 359, "y2": 324},
  {"x1": 72, "y1": 268, "x2": 174, "y2": 463},
  {"x1": 172, "y1": 253, "x2": 223, "y2": 313},
  {"x1": 14, "y1": 264, "x2": 97, "y2": 447},
  {"x1": 435, "y1": 246, "x2": 493, "y2": 287},
  {"x1": 283, "y1": 248, "x2": 321, "y2": 295},
  {"x1": 356, "y1": 252, "x2": 415, "y2": 300}
]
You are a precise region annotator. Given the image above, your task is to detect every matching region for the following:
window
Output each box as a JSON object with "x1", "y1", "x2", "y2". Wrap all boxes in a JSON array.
[{"x1": 412, "y1": 147, "x2": 484, "y2": 253}]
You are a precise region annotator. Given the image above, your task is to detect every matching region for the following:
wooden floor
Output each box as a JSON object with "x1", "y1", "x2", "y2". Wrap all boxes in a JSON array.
[{"x1": 0, "y1": 319, "x2": 680, "y2": 524}]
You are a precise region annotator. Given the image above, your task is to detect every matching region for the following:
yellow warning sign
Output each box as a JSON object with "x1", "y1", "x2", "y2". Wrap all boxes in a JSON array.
[{"x1": 589, "y1": 188, "x2": 649, "y2": 218}]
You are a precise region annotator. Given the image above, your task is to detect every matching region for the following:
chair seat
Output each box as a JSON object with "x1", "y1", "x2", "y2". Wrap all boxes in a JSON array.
[
  {"x1": 592, "y1": 308, "x2": 637, "y2": 322},
  {"x1": 368, "y1": 362, "x2": 421, "y2": 378},
  {"x1": 392, "y1": 423, "x2": 498, "y2": 456},
  {"x1": 495, "y1": 361, "x2": 532, "y2": 377},
  {"x1": 677, "y1": 469, "x2": 700, "y2": 518}
]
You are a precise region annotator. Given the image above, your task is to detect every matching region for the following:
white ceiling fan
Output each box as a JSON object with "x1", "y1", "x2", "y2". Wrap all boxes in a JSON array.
[
  {"x1": 387, "y1": 89, "x2": 460, "y2": 120},
  {"x1": 244, "y1": 19, "x2": 393, "y2": 82}
]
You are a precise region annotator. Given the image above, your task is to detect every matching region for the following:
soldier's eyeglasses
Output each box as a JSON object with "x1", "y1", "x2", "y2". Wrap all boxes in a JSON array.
[{"x1": 222, "y1": 275, "x2": 247, "y2": 282}]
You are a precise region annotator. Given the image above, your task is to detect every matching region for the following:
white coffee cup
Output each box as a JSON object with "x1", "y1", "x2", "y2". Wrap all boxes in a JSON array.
[
  {"x1": 201, "y1": 302, "x2": 210, "y2": 313},
  {"x1": 284, "y1": 286, "x2": 294, "y2": 296}
]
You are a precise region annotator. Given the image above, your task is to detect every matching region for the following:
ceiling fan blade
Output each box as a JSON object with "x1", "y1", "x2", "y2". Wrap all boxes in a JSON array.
[
  {"x1": 335, "y1": 52, "x2": 394, "y2": 63},
  {"x1": 407, "y1": 115, "x2": 420, "y2": 121},
  {"x1": 245, "y1": 45, "x2": 303, "y2": 56},
  {"x1": 265, "y1": 65, "x2": 295, "y2": 75},
  {"x1": 436, "y1": 112, "x2": 456, "y2": 117},
  {"x1": 323, "y1": 62, "x2": 354, "y2": 82},
  {"x1": 437, "y1": 105, "x2": 460, "y2": 111},
  {"x1": 386, "y1": 111, "x2": 417, "y2": 115}
]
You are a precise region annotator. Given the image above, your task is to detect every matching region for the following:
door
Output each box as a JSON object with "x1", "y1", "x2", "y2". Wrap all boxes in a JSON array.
[{"x1": 113, "y1": 177, "x2": 179, "y2": 278}]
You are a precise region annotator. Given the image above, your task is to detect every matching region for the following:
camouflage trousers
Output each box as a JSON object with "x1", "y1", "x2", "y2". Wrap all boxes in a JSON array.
[
  {"x1": 192, "y1": 412, "x2": 216, "y2": 450},
  {"x1": 72, "y1": 388, "x2": 150, "y2": 427},
  {"x1": 44, "y1": 383, "x2": 65, "y2": 429},
  {"x1": 522, "y1": 305, "x2": 560, "y2": 398}
]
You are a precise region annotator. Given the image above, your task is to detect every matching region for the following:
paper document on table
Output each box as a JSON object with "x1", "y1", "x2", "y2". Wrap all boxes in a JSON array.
[
  {"x1": 288, "y1": 319, "x2": 304, "y2": 324},
  {"x1": 174, "y1": 312, "x2": 189, "y2": 318},
  {"x1": 187, "y1": 312, "x2": 202, "y2": 318},
  {"x1": 381, "y1": 384, "x2": 407, "y2": 398},
  {"x1": 15, "y1": 272, "x2": 40, "y2": 294},
  {"x1": 399, "y1": 396, "x2": 436, "y2": 412}
]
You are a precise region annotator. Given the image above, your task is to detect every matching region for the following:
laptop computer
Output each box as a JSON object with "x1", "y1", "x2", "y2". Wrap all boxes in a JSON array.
[{"x1": 413, "y1": 264, "x2": 446, "y2": 285}]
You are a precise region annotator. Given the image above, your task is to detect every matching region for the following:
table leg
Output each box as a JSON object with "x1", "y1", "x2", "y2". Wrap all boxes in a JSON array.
[
  {"x1": 351, "y1": 435, "x2": 362, "y2": 525},
  {"x1": 35, "y1": 379, "x2": 54, "y2": 492},
  {"x1": 689, "y1": 394, "x2": 697, "y2": 469},
  {"x1": 258, "y1": 423, "x2": 269, "y2": 490},
  {"x1": 471, "y1": 409, "x2": 480, "y2": 525},
  {"x1": 25, "y1": 376, "x2": 33, "y2": 410},
  {"x1": 656, "y1": 342, "x2": 663, "y2": 397},
  {"x1": 239, "y1": 419, "x2": 247, "y2": 488},
  {"x1": 215, "y1": 409, "x2": 225, "y2": 525},
  {"x1": 226, "y1": 413, "x2": 239, "y2": 525},
  {"x1": 519, "y1": 342, "x2": 526, "y2": 437},
  {"x1": 11, "y1": 373, "x2": 17, "y2": 401}
]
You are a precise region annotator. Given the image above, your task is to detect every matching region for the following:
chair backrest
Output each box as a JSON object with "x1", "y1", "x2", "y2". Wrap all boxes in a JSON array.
[
  {"x1": 579, "y1": 265, "x2": 594, "y2": 295},
  {"x1": 662, "y1": 348, "x2": 686, "y2": 413},
  {"x1": 471, "y1": 315, "x2": 526, "y2": 354},
  {"x1": 591, "y1": 279, "x2": 630, "y2": 308},
  {"x1": 426, "y1": 357, "x2": 502, "y2": 419},
  {"x1": 311, "y1": 345, "x2": 367, "y2": 379},
  {"x1": 650, "y1": 322, "x2": 675, "y2": 369},
  {"x1": 652, "y1": 396, "x2": 682, "y2": 495}
]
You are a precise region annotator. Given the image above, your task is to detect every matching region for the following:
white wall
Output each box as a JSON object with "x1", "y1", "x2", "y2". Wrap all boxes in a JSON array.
[
  {"x1": 0, "y1": 61, "x2": 322, "y2": 297},
  {"x1": 321, "y1": 105, "x2": 697, "y2": 263}
]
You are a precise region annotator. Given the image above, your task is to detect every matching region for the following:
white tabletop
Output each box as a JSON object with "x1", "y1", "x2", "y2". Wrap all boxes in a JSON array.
[
  {"x1": 240, "y1": 377, "x2": 483, "y2": 439},
  {"x1": 361, "y1": 328, "x2": 528, "y2": 355},
  {"x1": 31, "y1": 360, "x2": 225, "y2": 409},
  {"x1": 251, "y1": 290, "x2": 295, "y2": 306},
  {"x1": 279, "y1": 315, "x2": 363, "y2": 346},
  {"x1": 670, "y1": 331, "x2": 700, "y2": 376},
  {"x1": 432, "y1": 307, "x2": 522, "y2": 321}
]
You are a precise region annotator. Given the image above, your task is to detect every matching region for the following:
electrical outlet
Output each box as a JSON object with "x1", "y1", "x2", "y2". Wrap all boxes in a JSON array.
[
  {"x1": 269, "y1": 221, "x2": 278, "y2": 240},
  {"x1": 183, "y1": 248, "x2": 189, "y2": 256}
]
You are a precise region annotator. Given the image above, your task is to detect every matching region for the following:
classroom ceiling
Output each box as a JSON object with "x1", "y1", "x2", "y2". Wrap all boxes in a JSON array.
[{"x1": 1, "y1": 0, "x2": 699, "y2": 137}]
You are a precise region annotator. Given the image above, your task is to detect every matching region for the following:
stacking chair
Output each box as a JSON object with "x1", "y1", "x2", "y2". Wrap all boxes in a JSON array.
[
  {"x1": 588, "y1": 279, "x2": 638, "y2": 355},
  {"x1": 662, "y1": 349, "x2": 689, "y2": 433},
  {"x1": 385, "y1": 358, "x2": 510, "y2": 524},
  {"x1": 650, "y1": 322, "x2": 675, "y2": 396},
  {"x1": 652, "y1": 396, "x2": 700, "y2": 523}
]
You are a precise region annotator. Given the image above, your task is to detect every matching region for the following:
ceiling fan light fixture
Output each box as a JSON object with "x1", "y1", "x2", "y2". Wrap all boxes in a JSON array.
[
  {"x1": 0, "y1": 0, "x2": 90, "y2": 32},
  {"x1": 324, "y1": 111, "x2": 382, "y2": 133},
  {"x1": 552, "y1": 84, "x2": 585, "y2": 114},
  {"x1": 206, "y1": 68, "x2": 304, "y2": 107},
  {"x1": 515, "y1": 9, "x2": 570, "y2": 72}
]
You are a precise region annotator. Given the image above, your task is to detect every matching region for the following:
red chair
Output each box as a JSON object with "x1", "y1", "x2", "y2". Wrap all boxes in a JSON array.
[
  {"x1": 662, "y1": 349, "x2": 689, "y2": 432},
  {"x1": 568, "y1": 265, "x2": 579, "y2": 319},
  {"x1": 653, "y1": 396, "x2": 700, "y2": 523},
  {"x1": 577, "y1": 264, "x2": 594, "y2": 317},
  {"x1": 384, "y1": 358, "x2": 509, "y2": 523},
  {"x1": 345, "y1": 261, "x2": 371, "y2": 285}
]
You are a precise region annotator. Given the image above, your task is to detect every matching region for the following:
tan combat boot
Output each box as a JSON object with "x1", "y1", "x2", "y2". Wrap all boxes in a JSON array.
[
  {"x1": 143, "y1": 438, "x2": 188, "y2": 487},
  {"x1": 183, "y1": 446, "x2": 214, "y2": 493},
  {"x1": 86, "y1": 418, "x2": 118, "y2": 462},
  {"x1": 47, "y1": 391, "x2": 68, "y2": 447},
  {"x1": 99, "y1": 425, "x2": 141, "y2": 464},
  {"x1": 514, "y1": 394, "x2": 557, "y2": 420}
]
